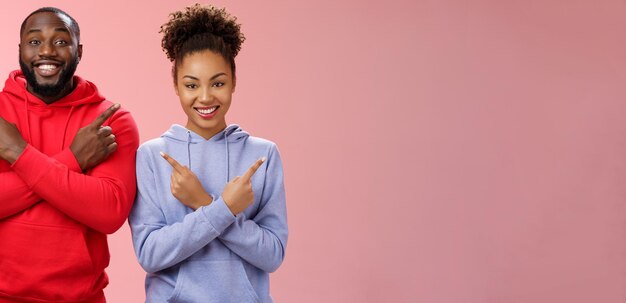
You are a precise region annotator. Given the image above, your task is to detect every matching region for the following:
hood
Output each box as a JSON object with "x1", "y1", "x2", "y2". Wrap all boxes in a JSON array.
[
  {"x1": 2, "y1": 70, "x2": 105, "y2": 107},
  {"x1": 160, "y1": 124, "x2": 249, "y2": 175},
  {"x1": 1, "y1": 70, "x2": 106, "y2": 148},
  {"x1": 161, "y1": 124, "x2": 249, "y2": 144}
]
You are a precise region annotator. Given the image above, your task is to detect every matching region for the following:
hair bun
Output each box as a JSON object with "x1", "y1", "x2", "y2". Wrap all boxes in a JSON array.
[{"x1": 160, "y1": 3, "x2": 245, "y2": 62}]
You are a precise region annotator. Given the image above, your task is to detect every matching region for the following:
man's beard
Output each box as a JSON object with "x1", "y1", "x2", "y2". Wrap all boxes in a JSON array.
[{"x1": 19, "y1": 57, "x2": 78, "y2": 98}]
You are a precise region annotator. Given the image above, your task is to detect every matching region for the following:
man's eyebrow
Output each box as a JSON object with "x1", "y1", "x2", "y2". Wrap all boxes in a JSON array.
[{"x1": 26, "y1": 27, "x2": 70, "y2": 34}]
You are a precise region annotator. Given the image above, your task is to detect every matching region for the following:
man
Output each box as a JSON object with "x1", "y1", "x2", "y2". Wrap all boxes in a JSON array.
[{"x1": 0, "y1": 7, "x2": 138, "y2": 302}]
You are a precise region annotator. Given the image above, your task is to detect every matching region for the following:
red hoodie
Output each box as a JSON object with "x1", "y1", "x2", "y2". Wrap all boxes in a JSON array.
[{"x1": 0, "y1": 70, "x2": 139, "y2": 302}]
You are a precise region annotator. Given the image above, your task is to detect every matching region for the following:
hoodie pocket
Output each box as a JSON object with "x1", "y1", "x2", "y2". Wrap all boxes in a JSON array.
[
  {"x1": 167, "y1": 260, "x2": 261, "y2": 303},
  {"x1": 0, "y1": 221, "x2": 93, "y2": 301}
]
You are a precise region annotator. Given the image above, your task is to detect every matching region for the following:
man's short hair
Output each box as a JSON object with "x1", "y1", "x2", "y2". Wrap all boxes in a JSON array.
[{"x1": 20, "y1": 7, "x2": 80, "y2": 43}]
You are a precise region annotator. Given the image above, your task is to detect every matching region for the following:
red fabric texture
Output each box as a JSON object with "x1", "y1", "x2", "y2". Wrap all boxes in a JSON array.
[{"x1": 0, "y1": 70, "x2": 139, "y2": 302}]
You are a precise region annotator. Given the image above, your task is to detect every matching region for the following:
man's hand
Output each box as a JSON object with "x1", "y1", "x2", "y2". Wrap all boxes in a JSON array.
[
  {"x1": 0, "y1": 117, "x2": 27, "y2": 164},
  {"x1": 70, "y1": 104, "x2": 120, "y2": 171},
  {"x1": 161, "y1": 152, "x2": 213, "y2": 210},
  {"x1": 222, "y1": 158, "x2": 265, "y2": 215}
]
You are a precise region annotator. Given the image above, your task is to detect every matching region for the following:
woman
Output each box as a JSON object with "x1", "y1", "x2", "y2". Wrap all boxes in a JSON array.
[{"x1": 129, "y1": 4, "x2": 288, "y2": 302}]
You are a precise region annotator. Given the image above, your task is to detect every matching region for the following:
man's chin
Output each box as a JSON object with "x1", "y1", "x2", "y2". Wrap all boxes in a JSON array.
[
  {"x1": 20, "y1": 59, "x2": 78, "y2": 99},
  {"x1": 29, "y1": 75, "x2": 66, "y2": 95},
  {"x1": 34, "y1": 76, "x2": 61, "y2": 87},
  {"x1": 29, "y1": 80, "x2": 68, "y2": 98}
]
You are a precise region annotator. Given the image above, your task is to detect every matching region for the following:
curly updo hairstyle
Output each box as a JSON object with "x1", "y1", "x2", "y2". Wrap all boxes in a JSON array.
[{"x1": 160, "y1": 3, "x2": 245, "y2": 83}]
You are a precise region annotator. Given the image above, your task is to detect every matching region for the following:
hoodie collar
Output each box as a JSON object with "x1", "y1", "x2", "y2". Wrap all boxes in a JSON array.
[
  {"x1": 161, "y1": 124, "x2": 249, "y2": 144},
  {"x1": 2, "y1": 70, "x2": 105, "y2": 107}
]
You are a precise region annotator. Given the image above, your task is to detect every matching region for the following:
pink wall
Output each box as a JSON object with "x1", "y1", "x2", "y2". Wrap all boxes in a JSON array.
[{"x1": 2, "y1": 0, "x2": 626, "y2": 302}]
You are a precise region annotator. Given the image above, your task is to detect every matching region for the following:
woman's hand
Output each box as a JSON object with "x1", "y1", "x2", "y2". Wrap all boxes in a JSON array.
[
  {"x1": 222, "y1": 158, "x2": 265, "y2": 215},
  {"x1": 161, "y1": 152, "x2": 212, "y2": 210}
]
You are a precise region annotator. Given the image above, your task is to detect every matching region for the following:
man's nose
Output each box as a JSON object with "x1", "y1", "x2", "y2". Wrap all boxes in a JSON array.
[{"x1": 39, "y1": 42, "x2": 56, "y2": 57}]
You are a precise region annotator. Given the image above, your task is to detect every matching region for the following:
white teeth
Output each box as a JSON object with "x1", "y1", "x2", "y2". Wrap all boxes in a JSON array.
[
  {"x1": 196, "y1": 107, "x2": 217, "y2": 114},
  {"x1": 38, "y1": 64, "x2": 58, "y2": 71}
]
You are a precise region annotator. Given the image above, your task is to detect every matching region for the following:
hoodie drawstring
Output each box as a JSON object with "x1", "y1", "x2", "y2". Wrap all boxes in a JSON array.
[
  {"x1": 170, "y1": 125, "x2": 236, "y2": 188},
  {"x1": 188, "y1": 127, "x2": 231, "y2": 184},
  {"x1": 22, "y1": 92, "x2": 32, "y2": 143},
  {"x1": 225, "y1": 130, "x2": 230, "y2": 183},
  {"x1": 21, "y1": 96, "x2": 75, "y2": 150},
  {"x1": 61, "y1": 106, "x2": 75, "y2": 150},
  {"x1": 187, "y1": 130, "x2": 192, "y2": 169}
]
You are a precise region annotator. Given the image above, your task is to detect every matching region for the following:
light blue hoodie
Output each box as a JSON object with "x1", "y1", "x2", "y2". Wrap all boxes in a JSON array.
[{"x1": 129, "y1": 124, "x2": 288, "y2": 303}]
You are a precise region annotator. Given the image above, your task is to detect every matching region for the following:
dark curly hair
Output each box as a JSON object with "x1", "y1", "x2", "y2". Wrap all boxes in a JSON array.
[{"x1": 160, "y1": 4, "x2": 245, "y2": 83}]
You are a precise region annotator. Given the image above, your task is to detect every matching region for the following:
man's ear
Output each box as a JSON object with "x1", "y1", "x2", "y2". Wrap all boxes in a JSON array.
[{"x1": 77, "y1": 44, "x2": 83, "y2": 63}]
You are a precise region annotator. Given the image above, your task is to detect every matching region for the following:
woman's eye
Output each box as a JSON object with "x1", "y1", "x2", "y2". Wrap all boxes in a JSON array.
[
  {"x1": 185, "y1": 84, "x2": 197, "y2": 89},
  {"x1": 55, "y1": 40, "x2": 67, "y2": 45},
  {"x1": 213, "y1": 82, "x2": 224, "y2": 87},
  {"x1": 28, "y1": 40, "x2": 40, "y2": 45}
]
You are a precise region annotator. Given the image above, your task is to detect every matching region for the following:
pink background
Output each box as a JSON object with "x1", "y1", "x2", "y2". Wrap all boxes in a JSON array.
[{"x1": 2, "y1": 0, "x2": 626, "y2": 302}]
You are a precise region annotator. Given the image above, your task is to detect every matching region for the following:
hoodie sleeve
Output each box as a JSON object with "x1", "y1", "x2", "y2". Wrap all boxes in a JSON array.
[
  {"x1": 218, "y1": 145, "x2": 288, "y2": 273},
  {"x1": 129, "y1": 146, "x2": 236, "y2": 273},
  {"x1": 10, "y1": 110, "x2": 139, "y2": 234},
  {"x1": 0, "y1": 170, "x2": 41, "y2": 218},
  {"x1": 0, "y1": 149, "x2": 86, "y2": 219}
]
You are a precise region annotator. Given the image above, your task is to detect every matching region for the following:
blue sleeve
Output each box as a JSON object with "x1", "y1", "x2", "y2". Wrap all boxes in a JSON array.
[
  {"x1": 218, "y1": 144, "x2": 288, "y2": 272},
  {"x1": 129, "y1": 147, "x2": 236, "y2": 273}
]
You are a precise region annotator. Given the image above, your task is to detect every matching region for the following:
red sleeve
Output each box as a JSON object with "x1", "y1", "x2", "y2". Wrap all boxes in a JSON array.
[
  {"x1": 0, "y1": 148, "x2": 85, "y2": 219},
  {"x1": 0, "y1": 170, "x2": 40, "y2": 218},
  {"x1": 10, "y1": 110, "x2": 139, "y2": 234}
]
